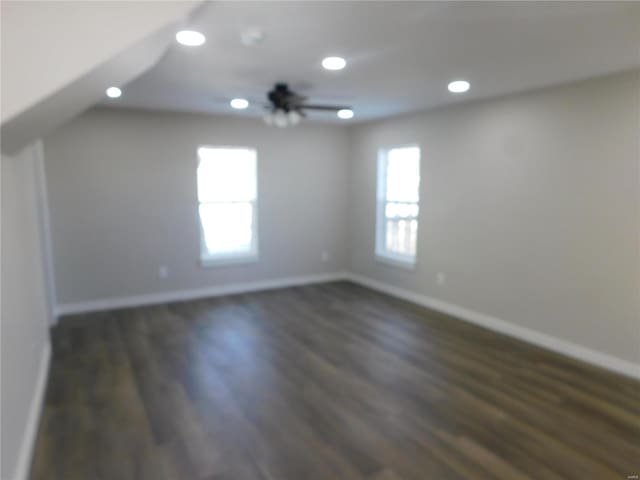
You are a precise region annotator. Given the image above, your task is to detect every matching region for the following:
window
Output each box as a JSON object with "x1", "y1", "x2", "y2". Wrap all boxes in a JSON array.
[
  {"x1": 197, "y1": 146, "x2": 258, "y2": 265},
  {"x1": 376, "y1": 145, "x2": 420, "y2": 267}
]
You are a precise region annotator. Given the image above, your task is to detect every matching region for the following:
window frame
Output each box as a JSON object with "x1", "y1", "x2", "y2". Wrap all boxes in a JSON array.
[
  {"x1": 196, "y1": 145, "x2": 259, "y2": 267},
  {"x1": 375, "y1": 144, "x2": 421, "y2": 269}
]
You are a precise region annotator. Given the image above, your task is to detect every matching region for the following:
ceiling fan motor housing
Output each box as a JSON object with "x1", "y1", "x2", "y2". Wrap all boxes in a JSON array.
[{"x1": 267, "y1": 83, "x2": 303, "y2": 113}]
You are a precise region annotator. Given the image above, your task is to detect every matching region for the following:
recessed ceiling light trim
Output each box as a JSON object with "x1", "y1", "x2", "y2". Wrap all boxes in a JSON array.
[
  {"x1": 106, "y1": 87, "x2": 122, "y2": 98},
  {"x1": 230, "y1": 98, "x2": 249, "y2": 109},
  {"x1": 176, "y1": 30, "x2": 206, "y2": 46},
  {"x1": 448, "y1": 80, "x2": 470, "y2": 93},
  {"x1": 337, "y1": 109, "x2": 354, "y2": 119},
  {"x1": 322, "y1": 56, "x2": 346, "y2": 71}
]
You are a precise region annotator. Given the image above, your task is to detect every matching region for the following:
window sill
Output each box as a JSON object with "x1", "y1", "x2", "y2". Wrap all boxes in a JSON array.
[
  {"x1": 200, "y1": 254, "x2": 259, "y2": 268},
  {"x1": 375, "y1": 253, "x2": 416, "y2": 271}
]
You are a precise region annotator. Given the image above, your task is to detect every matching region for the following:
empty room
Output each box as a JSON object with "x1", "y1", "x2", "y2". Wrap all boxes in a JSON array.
[{"x1": 1, "y1": 1, "x2": 639, "y2": 479}]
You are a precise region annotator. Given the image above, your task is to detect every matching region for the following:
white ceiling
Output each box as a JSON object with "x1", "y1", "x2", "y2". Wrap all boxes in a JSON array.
[{"x1": 109, "y1": 1, "x2": 640, "y2": 122}]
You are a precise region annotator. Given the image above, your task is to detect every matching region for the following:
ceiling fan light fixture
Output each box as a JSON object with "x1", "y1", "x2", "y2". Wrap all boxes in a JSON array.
[
  {"x1": 287, "y1": 110, "x2": 302, "y2": 126},
  {"x1": 273, "y1": 110, "x2": 289, "y2": 128},
  {"x1": 264, "y1": 83, "x2": 349, "y2": 127},
  {"x1": 176, "y1": 30, "x2": 206, "y2": 46},
  {"x1": 230, "y1": 98, "x2": 249, "y2": 109},
  {"x1": 264, "y1": 109, "x2": 302, "y2": 128},
  {"x1": 322, "y1": 56, "x2": 346, "y2": 71}
]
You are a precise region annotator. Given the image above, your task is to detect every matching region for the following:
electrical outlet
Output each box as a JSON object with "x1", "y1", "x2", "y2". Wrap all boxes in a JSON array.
[
  {"x1": 436, "y1": 272, "x2": 446, "y2": 286},
  {"x1": 321, "y1": 251, "x2": 330, "y2": 262},
  {"x1": 158, "y1": 266, "x2": 169, "y2": 279}
]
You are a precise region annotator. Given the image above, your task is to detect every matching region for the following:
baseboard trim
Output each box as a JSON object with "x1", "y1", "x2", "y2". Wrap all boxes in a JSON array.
[
  {"x1": 345, "y1": 273, "x2": 640, "y2": 380},
  {"x1": 12, "y1": 341, "x2": 51, "y2": 480},
  {"x1": 55, "y1": 272, "x2": 349, "y2": 317},
  {"x1": 53, "y1": 270, "x2": 639, "y2": 380}
]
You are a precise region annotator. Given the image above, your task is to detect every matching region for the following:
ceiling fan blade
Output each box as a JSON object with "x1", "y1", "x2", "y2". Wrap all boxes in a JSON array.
[
  {"x1": 289, "y1": 94, "x2": 308, "y2": 103},
  {"x1": 301, "y1": 104, "x2": 351, "y2": 111}
]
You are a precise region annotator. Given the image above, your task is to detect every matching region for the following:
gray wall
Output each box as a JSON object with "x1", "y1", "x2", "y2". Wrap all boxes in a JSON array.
[
  {"x1": 348, "y1": 70, "x2": 640, "y2": 364},
  {"x1": 1, "y1": 142, "x2": 51, "y2": 480},
  {"x1": 43, "y1": 108, "x2": 349, "y2": 305},
  {"x1": 43, "y1": 71, "x2": 639, "y2": 367}
]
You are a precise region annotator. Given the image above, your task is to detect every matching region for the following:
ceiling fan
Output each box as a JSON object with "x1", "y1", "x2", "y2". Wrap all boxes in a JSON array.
[{"x1": 264, "y1": 83, "x2": 352, "y2": 127}]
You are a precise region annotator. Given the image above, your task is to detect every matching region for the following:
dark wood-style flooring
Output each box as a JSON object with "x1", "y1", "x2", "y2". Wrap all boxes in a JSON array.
[{"x1": 31, "y1": 281, "x2": 640, "y2": 479}]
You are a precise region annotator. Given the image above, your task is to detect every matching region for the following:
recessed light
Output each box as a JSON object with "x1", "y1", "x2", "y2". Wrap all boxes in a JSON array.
[
  {"x1": 176, "y1": 30, "x2": 206, "y2": 46},
  {"x1": 106, "y1": 87, "x2": 122, "y2": 98},
  {"x1": 337, "y1": 109, "x2": 354, "y2": 119},
  {"x1": 322, "y1": 56, "x2": 346, "y2": 71},
  {"x1": 230, "y1": 98, "x2": 249, "y2": 109},
  {"x1": 448, "y1": 80, "x2": 470, "y2": 93}
]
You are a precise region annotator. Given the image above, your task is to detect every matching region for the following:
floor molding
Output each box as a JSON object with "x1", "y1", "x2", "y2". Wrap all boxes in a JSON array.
[
  {"x1": 53, "y1": 270, "x2": 640, "y2": 380},
  {"x1": 12, "y1": 341, "x2": 51, "y2": 480},
  {"x1": 55, "y1": 272, "x2": 349, "y2": 317},
  {"x1": 346, "y1": 273, "x2": 640, "y2": 381}
]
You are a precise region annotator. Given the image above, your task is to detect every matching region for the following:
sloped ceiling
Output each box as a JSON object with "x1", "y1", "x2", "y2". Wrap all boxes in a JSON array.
[
  {"x1": 1, "y1": 1, "x2": 202, "y2": 154},
  {"x1": 111, "y1": 1, "x2": 640, "y2": 122}
]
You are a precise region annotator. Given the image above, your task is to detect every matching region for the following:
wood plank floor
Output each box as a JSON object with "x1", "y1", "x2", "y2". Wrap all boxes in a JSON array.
[{"x1": 31, "y1": 281, "x2": 640, "y2": 480}]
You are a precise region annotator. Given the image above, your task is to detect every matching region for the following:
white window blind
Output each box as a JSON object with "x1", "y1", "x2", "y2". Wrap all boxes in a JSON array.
[
  {"x1": 376, "y1": 145, "x2": 420, "y2": 266},
  {"x1": 197, "y1": 147, "x2": 258, "y2": 265}
]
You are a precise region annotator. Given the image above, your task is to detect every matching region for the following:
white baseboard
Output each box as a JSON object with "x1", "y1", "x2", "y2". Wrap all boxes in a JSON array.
[
  {"x1": 12, "y1": 341, "x2": 51, "y2": 480},
  {"x1": 345, "y1": 273, "x2": 640, "y2": 381},
  {"x1": 53, "y1": 270, "x2": 639, "y2": 380},
  {"x1": 55, "y1": 272, "x2": 349, "y2": 317}
]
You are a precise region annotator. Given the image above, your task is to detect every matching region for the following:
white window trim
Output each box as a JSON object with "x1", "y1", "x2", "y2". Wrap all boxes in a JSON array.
[
  {"x1": 375, "y1": 144, "x2": 420, "y2": 269},
  {"x1": 197, "y1": 145, "x2": 259, "y2": 267}
]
